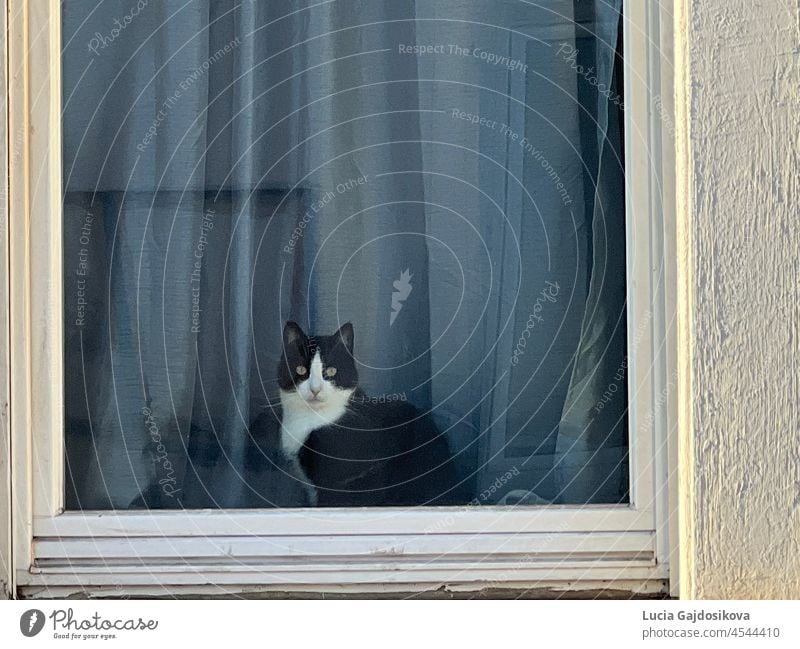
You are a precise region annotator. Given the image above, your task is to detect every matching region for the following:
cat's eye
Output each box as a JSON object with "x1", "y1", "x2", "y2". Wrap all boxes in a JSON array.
[
  {"x1": 295, "y1": 365, "x2": 307, "y2": 376},
  {"x1": 325, "y1": 367, "x2": 337, "y2": 378}
]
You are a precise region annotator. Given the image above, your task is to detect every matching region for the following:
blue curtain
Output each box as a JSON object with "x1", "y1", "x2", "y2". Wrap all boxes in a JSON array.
[{"x1": 62, "y1": 0, "x2": 627, "y2": 509}]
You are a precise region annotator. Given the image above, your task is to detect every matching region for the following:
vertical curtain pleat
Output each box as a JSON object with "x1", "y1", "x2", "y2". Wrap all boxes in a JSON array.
[{"x1": 555, "y1": 0, "x2": 628, "y2": 503}]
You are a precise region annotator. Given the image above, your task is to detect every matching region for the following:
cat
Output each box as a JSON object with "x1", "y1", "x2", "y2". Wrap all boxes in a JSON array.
[{"x1": 270, "y1": 320, "x2": 459, "y2": 507}]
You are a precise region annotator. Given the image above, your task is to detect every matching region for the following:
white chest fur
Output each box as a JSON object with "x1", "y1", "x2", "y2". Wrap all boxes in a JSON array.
[{"x1": 279, "y1": 387, "x2": 354, "y2": 457}]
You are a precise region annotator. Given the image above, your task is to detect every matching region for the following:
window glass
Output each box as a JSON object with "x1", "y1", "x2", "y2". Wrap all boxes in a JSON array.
[{"x1": 62, "y1": 0, "x2": 628, "y2": 509}]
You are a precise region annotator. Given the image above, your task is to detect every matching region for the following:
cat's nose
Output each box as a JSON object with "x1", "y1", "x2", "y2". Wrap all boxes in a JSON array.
[{"x1": 310, "y1": 386, "x2": 322, "y2": 397}]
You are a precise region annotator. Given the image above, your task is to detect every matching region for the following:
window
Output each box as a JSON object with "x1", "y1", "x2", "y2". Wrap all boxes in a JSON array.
[{"x1": 9, "y1": 0, "x2": 677, "y2": 597}]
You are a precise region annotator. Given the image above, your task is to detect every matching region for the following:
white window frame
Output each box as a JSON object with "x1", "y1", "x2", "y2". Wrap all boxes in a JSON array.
[{"x1": 6, "y1": 0, "x2": 679, "y2": 598}]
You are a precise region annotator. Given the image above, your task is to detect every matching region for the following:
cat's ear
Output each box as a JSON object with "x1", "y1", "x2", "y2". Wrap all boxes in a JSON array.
[
  {"x1": 335, "y1": 322, "x2": 354, "y2": 353},
  {"x1": 283, "y1": 321, "x2": 306, "y2": 348}
]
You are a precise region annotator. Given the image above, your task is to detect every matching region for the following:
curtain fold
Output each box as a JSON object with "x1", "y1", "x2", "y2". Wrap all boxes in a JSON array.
[
  {"x1": 555, "y1": 0, "x2": 628, "y2": 503},
  {"x1": 63, "y1": 0, "x2": 628, "y2": 509}
]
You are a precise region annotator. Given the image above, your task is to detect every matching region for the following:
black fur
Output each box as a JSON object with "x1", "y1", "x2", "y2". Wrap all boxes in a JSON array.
[
  {"x1": 299, "y1": 393, "x2": 459, "y2": 507},
  {"x1": 266, "y1": 321, "x2": 459, "y2": 507},
  {"x1": 277, "y1": 321, "x2": 357, "y2": 391}
]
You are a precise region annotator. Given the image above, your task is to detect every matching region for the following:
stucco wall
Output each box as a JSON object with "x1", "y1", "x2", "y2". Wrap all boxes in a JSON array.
[
  {"x1": 0, "y1": 0, "x2": 11, "y2": 600},
  {"x1": 681, "y1": 0, "x2": 800, "y2": 598}
]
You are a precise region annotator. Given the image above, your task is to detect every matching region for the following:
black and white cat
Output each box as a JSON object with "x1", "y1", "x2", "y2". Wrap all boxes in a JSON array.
[
  {"x1": 272, "y1": 320, "x2": 458, "y2": 507},
  {"x1": 277, "y1": 321, "x2": 358, "y2": 460}
]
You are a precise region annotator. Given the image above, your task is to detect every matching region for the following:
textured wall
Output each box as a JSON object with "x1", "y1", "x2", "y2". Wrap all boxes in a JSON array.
[
  {"x1": 0, "y1": 0, "x2": 10, "y2": 600},
  {"x1": 683, "y1": 0, "x2": 800, "y2": 598}
]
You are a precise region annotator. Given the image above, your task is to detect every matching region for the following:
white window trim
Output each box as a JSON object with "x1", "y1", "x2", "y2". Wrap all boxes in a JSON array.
[{"x1": 5, "y1": 0, "x2": 679, "y2": 598}]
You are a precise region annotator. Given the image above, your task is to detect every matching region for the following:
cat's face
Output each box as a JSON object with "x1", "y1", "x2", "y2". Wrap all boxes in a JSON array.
[{"x1": 277, "y1": 321, "x2": 357, "y2": 408}]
